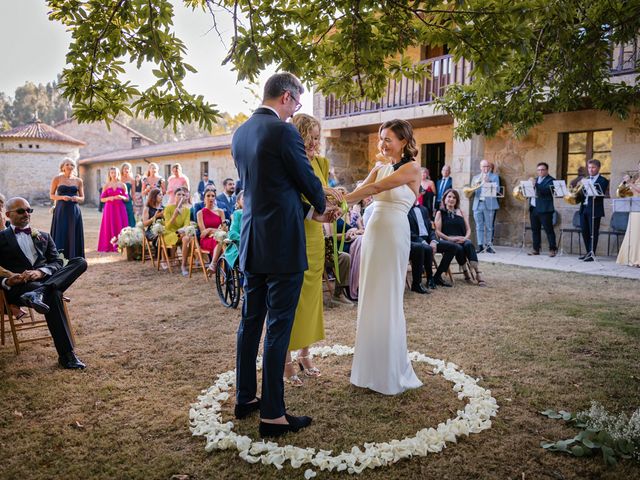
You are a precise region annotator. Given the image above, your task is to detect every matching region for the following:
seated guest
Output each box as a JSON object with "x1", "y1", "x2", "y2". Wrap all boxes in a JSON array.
[
  {"x1": 197, "y1": 188, "x2": 226, "y2": 272},
  {"x1": 191, "y1": 185, "x2": 217, "y2": 223},
  {"x1": 435, "y1": 189, "x2": 486, "y2": 286},
  {"x1": 0, "y1": 197, "x2": 87, "y2": 369},
  {"x1": 323, "y1": 234, "x2": 354, "y2": 306},
  {"x1": 349, "y1": 202, "x2": 365, "y2": 231},
  {"x1": 142, "y1": 188, "x2": 164, "y2": 246},
  {"x1": 163, "y1": 186, "x2": 194, "y2": 276},
  {"x1": 216, "y1": 178, "x2": 236, "y2": 220},
  {"x1": 408, "y1": 200, "x2": 456, "y2": 293},
  {"x1": 0, "y1": 193, "x2": 28, "y2": 319},
  {"x1": 418, "y1": 167, "x2": 437, "y2": 220}
]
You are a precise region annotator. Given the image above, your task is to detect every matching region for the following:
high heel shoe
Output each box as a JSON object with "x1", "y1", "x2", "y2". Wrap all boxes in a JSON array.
[
  {"x1": 297, "y1": 355, "x2": 321, "y2": 377},
  {"x1": 283, "y1": 361, "x2": 303, "y2": 387}
]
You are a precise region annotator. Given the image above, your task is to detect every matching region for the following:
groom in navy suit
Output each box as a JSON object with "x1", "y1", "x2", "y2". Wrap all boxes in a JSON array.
[{"x1": 232, "y1": 73, "x2": 337, "y2": 437}]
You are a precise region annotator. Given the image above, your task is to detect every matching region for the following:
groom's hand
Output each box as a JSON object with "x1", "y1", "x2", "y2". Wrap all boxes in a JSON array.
[
  {"x1": 312, "y1": 205, "x2": 341, "y2": 223},
  {"x1": 323, "y1": 187, "x2": 344, "y2": 206}
]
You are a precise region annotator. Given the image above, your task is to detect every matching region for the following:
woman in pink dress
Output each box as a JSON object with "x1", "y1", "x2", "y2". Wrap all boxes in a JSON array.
[
  {"x1": 97, "y1": 167, "x2": 130, "y2": 252},
  {"x1": 166, "y1": 163, "x2": 190, "y2": 204},
  {"x1": 196, "y1": 189, "x2": 226, "y2": 269}
]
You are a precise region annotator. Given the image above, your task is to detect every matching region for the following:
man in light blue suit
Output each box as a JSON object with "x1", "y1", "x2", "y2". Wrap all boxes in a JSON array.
[
  {"x1": 471, "y1": 159, "x2": 500, "y2": 253},
  {"x1": 435, "y1": 164, "x2": 453, "y2": 208}
]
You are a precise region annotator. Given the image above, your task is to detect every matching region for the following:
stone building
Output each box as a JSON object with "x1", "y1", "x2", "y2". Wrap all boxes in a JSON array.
[
  {"x1": 54, "y1": 118, "x2": 156, "y2": 159},
  {"x1": 314, "y1": 42, "x2": 640, "y2": 253},
  {"x1": 0, "y1": 119, "x2": 85, "y2": 203},
  {"x1": 79, "y1": 135, "x2": 236, "y2": 205}
]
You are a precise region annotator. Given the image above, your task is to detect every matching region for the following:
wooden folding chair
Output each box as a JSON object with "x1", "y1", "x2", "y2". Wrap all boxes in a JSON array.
[
  {"x1": 141, "y1": 229, "x2": 156, "y2": 267},
  {"x1": 432, "y1": 254, "x2": 455, "y2": 284},
  {"x1": 156, "y1": 235, "x2": 176, "y2": 273},
  {"x1": 188, "y1": 237, "x2": 211, "y2": 281},
  {"x1": 447, "y1": 260, "x2": 476, "y2": 285},
  {"x1": 1, "y1": 290, "x2": 75, "y2": 355}
]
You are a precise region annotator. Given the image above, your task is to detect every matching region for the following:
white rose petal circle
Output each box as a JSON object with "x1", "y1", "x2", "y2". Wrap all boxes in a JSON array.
[{"x1": 189, "y1": 345, "x2": 499, "y2": 475}]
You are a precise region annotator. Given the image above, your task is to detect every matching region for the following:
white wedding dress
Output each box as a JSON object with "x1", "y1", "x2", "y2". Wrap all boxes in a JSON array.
[{"x1": 350, "y1": 164, "x2": 423, "y2": 395}]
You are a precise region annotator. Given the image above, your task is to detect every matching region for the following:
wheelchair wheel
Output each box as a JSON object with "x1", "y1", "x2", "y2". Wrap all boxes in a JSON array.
[{"x1": 215, "y1": 256, "x2": 240, "y2": 308}]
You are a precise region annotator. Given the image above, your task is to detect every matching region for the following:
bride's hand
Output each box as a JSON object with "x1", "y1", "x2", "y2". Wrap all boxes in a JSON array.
[{"x1": 324, "y1": 187, "x2": 344, "y2": 206}]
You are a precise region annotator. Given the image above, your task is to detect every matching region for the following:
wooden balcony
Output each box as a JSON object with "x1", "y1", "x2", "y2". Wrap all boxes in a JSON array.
[
  {"x1": 323, "y1": 42, "x2": 638, "y2": 120},
  {"x1": 323, "y1": 55, "x2": 472, "y2": 119}
]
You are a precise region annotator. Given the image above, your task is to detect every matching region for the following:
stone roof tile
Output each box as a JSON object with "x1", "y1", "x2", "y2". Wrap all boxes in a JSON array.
[{"x1": 0, "y1": 119, "x2": 86, "y2": 146}]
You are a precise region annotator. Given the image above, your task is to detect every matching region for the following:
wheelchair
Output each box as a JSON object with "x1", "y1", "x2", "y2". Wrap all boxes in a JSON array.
[{"x1": 214, "y1": 240, "x2": 243, "y2": 309}]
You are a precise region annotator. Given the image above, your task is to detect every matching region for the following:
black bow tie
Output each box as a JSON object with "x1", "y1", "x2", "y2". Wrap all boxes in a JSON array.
[{"x1": 14, "y1": 227, "x2": 32, "y2": 235}]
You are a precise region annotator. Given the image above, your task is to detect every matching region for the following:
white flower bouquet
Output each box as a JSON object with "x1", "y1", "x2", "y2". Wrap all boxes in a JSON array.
[
  {"x1": 179, "y1": 222, "x2": 198, "y2": 237},
  {"x1": 151, "y1": 221, "x2": 165, "y2": 236},
  {"x1": 214, "y1": 228, "x2": 228, "y2": 243},
  {"x1": 113, "y1": 226, "x2": 143, "y2": 249}
]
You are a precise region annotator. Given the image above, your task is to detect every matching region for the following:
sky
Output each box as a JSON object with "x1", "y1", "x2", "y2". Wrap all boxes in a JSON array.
[{"x1": 0, "y1": 0, "x2": 312, "y2": 116}]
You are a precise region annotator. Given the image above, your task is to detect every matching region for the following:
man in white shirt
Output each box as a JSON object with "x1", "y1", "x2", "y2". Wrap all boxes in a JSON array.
[{"x1": 0, "y1": 197, "x2": 87, "y2": 369}]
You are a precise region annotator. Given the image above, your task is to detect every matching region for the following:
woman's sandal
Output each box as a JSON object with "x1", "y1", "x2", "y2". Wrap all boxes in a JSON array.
[
  {"x1": 297, "y1": 355, "x2": 321, "y2": 377},
  {"x1": 283, "y1": 361, "x2": 304, "y2": 387}
]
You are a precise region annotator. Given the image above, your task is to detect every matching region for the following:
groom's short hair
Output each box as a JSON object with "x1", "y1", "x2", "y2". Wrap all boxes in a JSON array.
[{"x1": 263, "y1": 73, "x2": 304, "y2": 101}]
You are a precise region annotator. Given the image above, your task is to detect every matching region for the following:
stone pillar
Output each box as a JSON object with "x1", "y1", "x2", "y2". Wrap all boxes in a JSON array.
[
  {"x1": 451, "y1": 133, "x2": 485, "y2": 214},
  {"x1": 322, "y1": 130, "x2": 370, "y2": 187}
]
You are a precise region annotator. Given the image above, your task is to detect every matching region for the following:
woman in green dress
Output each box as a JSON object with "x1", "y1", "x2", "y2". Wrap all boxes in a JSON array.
[
  {"x1": 163, "y1": 186, "x2": 194, "y2": 276},
  {"x1": 284, "y1": 114, "x2": 338, "y2": 386},
  {"x1": 120, "y1": 162, "x2": 136, "y2": 226}
]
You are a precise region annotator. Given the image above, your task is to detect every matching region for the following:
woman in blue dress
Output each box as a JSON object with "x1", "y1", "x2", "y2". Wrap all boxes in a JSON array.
[
  {"x1": 120, "y1": 162, "x2": 136, "y2": 226},
  {"x1": 49, "y1": 158, "x2": 85, "y2": 258}
]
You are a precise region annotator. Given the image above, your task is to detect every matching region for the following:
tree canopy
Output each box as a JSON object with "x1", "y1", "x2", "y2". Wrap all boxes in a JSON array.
[{"x1": 48, "y1": 0, "x2": 640, "y2": 138}]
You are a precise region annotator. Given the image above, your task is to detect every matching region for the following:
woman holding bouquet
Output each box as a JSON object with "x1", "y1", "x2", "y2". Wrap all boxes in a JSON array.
[
  {"x1": 163, "y1": 186, "x2": 193, "y2": 276},
  {"x1": 197, "y1": 188, "x2": 226, "y2": 271},
  {"x1": 142, "y1": 188, "x2": 164, "y2": 244}
]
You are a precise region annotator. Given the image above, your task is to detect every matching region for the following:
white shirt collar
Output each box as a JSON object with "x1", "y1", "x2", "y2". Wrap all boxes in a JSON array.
[{"x1": 259, "y1": 105, "x2": 280, "y2": 119}]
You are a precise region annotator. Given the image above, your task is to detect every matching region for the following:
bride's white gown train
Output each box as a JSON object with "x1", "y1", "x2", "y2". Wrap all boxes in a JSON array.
[{"x1": 350, "y1": 164, "x2": 423, "y2": 395}]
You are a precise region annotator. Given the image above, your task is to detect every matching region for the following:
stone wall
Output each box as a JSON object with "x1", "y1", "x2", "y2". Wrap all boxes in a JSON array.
[
  {"x1": 55, "y1": 119, "x2": 155, "y2": 159},
  {"x1": 80, "y1": 149, "x2": 238, "y2": 205},
  {"x1": 323, "y1": 130, "x2": 370, "y2": 186},
  {"x1": 0, "y1": 139, "x2": 80, "y2": 204}
]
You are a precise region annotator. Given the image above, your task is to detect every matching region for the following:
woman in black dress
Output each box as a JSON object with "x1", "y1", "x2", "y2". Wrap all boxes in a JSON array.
[
  {"x1": 49, "y1": 158, "x2": 85, "y2": 259},
  {"x1": 434, "y1": 189, "x2": 486, "y2": 286}
]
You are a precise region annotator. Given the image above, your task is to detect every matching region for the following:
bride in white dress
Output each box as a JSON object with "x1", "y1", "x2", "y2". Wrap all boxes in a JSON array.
[{"x1": 345, "y1": 119, "x2": 423, "y2": 395}]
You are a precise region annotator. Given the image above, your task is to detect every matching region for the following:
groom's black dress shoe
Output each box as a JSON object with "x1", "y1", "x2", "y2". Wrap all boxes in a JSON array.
[
  {"x1": 58, "y1": 351, "x2": 86, "y2": 369},
  {"x1": 434, "y1": 276, "x2": 452, "y2": 287},
  {"x1": 410, "y1": 283, "x2": 429, "y2": 294},
  {"x1": 259, "y1": 413, "x2": 312, "y2": 438},
  {"x1": 19, "y1": 289, "x2": 49, "y2": 315},
  {"x1": 428, "y1": 278, "x2": 437, "y2": 290},
  {"x1": 234, "y1": 398, "x2": 261, "y2": 419}
]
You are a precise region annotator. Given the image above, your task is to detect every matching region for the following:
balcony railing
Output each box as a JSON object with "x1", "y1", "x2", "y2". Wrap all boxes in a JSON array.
[
  {"x1": 324, "y1": 42, "x2": 639, "y2": 120},
  {"x1": 323, "y1": 55, "x2": 472, "y2": 119}
]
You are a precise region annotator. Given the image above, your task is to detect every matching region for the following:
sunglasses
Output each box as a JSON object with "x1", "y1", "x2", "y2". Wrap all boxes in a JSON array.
[{"x1": 9, "y1": 208, "x2": 34, "y2": 214}]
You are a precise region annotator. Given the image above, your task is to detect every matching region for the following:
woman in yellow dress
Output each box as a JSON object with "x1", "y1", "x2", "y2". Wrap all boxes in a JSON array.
[
  {"x1": 163, "y1": 186, "x2": 194, "y2": 276},
  {"x1": 284, "y1": 114, "x2": 336, "y2": 386},
  {"x1": 616, "y1": 161, "x2": 640, "y2": 267}
]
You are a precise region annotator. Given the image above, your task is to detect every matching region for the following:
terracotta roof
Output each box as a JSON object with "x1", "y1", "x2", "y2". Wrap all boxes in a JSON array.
[
  {"x1": 0, "y1": 119, "x2": 86, "y2": 145},
  {"x1": 79, "y1": 134, "x2": 232, "y2": 165},
  {"x1": 54, "y1": 118, "x2": 157, "y2": 144}
]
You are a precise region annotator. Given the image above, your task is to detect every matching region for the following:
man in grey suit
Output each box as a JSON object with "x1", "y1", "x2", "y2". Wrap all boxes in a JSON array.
[{"x1": 471, "y1": 159, "x2": 500, "y2": 253}]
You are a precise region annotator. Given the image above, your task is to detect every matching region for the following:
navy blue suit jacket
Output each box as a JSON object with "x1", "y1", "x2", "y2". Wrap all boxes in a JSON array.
[
  {"x1": 436, "y1": 177, "x2": 453, "y2": 202},
  {"x1": 216, "y1": 193, "x2": 236, "y2": 220},
  {"x1": 579, "y1": 175, "x2": 609, "y2": 218},
  {"x1": 232, "y1": 108, "x2": 326, "y2": 273},
  {"x1": 531, "y1": 175, "x2": 556, "y2": 214}
]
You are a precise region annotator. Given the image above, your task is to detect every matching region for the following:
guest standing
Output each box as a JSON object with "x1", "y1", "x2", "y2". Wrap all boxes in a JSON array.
[
  {"x1": 197, "y1": 188, "x2": 226, "y2": 270},
  {"x1": 436, "y1": 165, "x2": 453, "y2": 209},
  {"x1": 133, "y1": 174, "x2": 144, "y2": 219},
  {"x1": 418, "y1": 167, "x2": 437, "y2": 220},
  {"x1": 163, "y1": 186, "x2": 193, "y2": 276},
  {"x1": 49, "y1": 158, "x2": 85, "y2": 259},
  {"x1": 528, "y1": 162, "x2": 558, "y2": 257},
  {"x1": 142, "y1": 162, "x2": 165, "y2": 203},
  {"x1": 120, "y1": 162, "x2": 136, "y2": 227},
  {"x1": 579, "y1": 159, "x2": 609, "y2": 261},
  {"x1": 97, "y1": 167, "x2": 129, "y2": 252},
  {"x1": 470, "y1": 159, "x2": 500, "y2": 253},
  {"x1": 197, "y1": 173, "x2": 215, "y2": 201},
  {"x1": 166, "y1": 163, "x2": 190, "y2": 204}
]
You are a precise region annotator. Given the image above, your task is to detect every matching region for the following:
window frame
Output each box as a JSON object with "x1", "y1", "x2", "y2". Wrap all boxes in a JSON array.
[{"x1": 560, "y1": 129, "x2": 612, "y2": 182}]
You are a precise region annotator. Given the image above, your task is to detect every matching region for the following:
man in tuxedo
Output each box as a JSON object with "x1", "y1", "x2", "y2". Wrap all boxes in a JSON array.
[
  {"x1": 408, "y1": 202, "x2": 455, "y2": 293},
  {"x1": 232, "y1": 73, "x2": 337, "y2": 438},
  {"x1": 528, "y1": 162, "x2": 558, "y2": 257},
  {"x1": 1, "y1": 197, "x2": 87, "y2": 369},
  {"x1": 471, "y1": 159, "x2": 500, "y2": 253},
  {"x1": 435, "y1": 165, "x2": 453, "y2": 209},
  {"x1": 579, "y1": 159, "x2": 609, "y2": 261},
  {"x1": 216, "y1": 178, "x2": 236, "y2": 221}
]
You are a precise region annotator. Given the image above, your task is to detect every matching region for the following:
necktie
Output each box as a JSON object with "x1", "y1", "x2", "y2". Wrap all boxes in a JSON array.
[
  {"x1": 440, "y1": 179, "x2": 446, "y2": 198},
  {"x1": 15, "y1": 227, "x2": 32, "y2": 235}
]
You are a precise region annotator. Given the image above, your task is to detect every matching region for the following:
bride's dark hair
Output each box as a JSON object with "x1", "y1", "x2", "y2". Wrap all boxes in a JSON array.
[{"x1": 379, "y1": 119, "x2": 418, "y2": 159}]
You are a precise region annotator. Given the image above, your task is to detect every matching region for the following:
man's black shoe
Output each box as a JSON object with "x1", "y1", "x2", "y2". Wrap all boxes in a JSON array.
[
  {"x1": 434, "y1": 276, "x2": 452, "y2": 287},
  {"x1": 19, "y1": 289, "x2": 49, "y2": 315},
  {"x1": 578, "y1": 254, "x2": 587, "y2": 260},
  {"x1": 428, "y1": 278, "x2": 437, "y2": 290},
  {"x1": 259, "y1": 413, "x2": 312, "y2": 438},
  {"x1": 410, "y1": 283, "x2": 429, "y2": 294},
  {"x1": 476, "y1": 244, "x2": 484, "y2": 253},
  {"x1": 58, "y1": 351, "x2": 86, "y2": 369},
  {"x1": 485, "y1": 246, "x2": 496, "y2": 254},
  {"x1": 583, "y1": 256, "x2": 595, "y2": 262},
  {"x1": 234, "y1": 398, "x2": 261, "y2": 419}
]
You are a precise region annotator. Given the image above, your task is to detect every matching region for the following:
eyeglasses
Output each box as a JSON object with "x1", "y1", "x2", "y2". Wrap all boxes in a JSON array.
[
  {"x1": 287, "y1": 91, "x2": 302, "y2": 112},
  {"x1": 8, "y1": 208, "x2": 34, "y2": 214}
]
